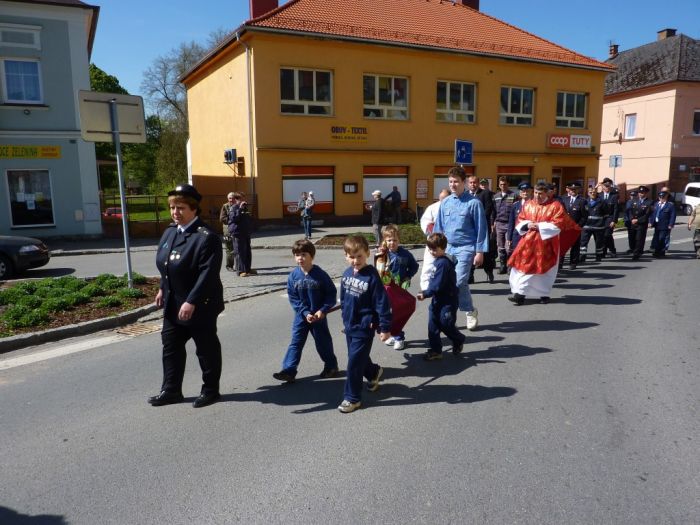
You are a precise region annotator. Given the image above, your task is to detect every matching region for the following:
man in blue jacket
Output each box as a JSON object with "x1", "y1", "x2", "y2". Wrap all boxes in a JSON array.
[{"x1": 649, "y1": 190, "x2": 676, "y2": 257}]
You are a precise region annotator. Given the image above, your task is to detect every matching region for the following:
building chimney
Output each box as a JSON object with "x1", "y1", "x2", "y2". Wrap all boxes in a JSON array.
[
  {"x1": 657, "y1": 28, "x2": 677, "y2": 40},
  {"x1": 609, "y1": 43, "x2": 619, "y2": 59},
  {"x1": 250, "y1": 0, "x2": 278, "y2": 19},
  {"x1": 460, "y1": 0, "x2": 480, "y2": 9}
]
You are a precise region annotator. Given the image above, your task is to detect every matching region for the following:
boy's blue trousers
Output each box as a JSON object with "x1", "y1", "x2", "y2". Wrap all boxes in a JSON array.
[
  {"x1": 281, "y1": 316, "x2": 337, "y2": 376},
  {"x1": 428, "y1": 303, "x2": 465, "y2": 354},
  {"x1": 344, "y1": 334, "x2": 380, "y2": 403}
]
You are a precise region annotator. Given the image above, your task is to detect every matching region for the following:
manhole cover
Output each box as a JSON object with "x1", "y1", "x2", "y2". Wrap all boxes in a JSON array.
[{"x1": 115, "y1": 322, "x2": 161, "y2": 336}]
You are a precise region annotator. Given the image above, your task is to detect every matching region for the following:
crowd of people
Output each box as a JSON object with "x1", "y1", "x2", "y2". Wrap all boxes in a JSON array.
[{"x1": 148, "y1": 175, "x2": 691, "y2": 413}]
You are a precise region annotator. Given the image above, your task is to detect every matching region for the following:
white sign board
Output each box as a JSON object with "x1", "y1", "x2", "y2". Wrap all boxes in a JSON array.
[
  {"x1": 78, "y1": 90, "x2": 146, "y2": 143},
  {"x1": 609, "y1": 155, "x2": 622, "y2": 168}
]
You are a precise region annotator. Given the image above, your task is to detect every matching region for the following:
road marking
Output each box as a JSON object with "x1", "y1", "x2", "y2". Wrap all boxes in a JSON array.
[{"x1": 0, "y1": 333, "x2": 128, "y2": 371}]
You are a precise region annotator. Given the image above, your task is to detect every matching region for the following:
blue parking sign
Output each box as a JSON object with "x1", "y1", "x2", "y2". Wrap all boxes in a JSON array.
[{"x1": 454, "y1": 139, "x2": 473, "y2": 164}]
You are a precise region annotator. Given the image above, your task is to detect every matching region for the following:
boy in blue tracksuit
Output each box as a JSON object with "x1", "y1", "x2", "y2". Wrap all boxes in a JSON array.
[
  {"x1": 377, "y1": 224, "x2": 419, "y2": 350},
  {"x1": 338, "y1": 235, "x2": 392, "y2": 413},
  {"x1": 273, "y1": 239, "x2": 339, "y2": 383},
  {"x1": 417, "y1": 233, "x2": 466, "y2": 360}
]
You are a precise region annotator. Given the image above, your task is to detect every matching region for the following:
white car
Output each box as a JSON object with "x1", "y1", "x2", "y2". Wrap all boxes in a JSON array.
[{"x1": 681, "y1": 182, "x2": 700, "y2": 215}]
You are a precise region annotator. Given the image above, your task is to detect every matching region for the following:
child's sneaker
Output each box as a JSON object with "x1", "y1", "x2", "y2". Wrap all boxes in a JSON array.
[
  {"x1": 393, "y1": 339, "x2": 405, "y2": 350},
  {"x1": 384, "y1": 336, "x2": 396, "y2": 346},
  {"x1": 465, "y1": 308, "x2": 479, "y2": 330},
  {"x1": 338, "y1": 399, "x2": 361, "y2": 413},
  {"x1": 367, "y1": 366, "x2": 384, "y2": 392},
  {"x1": 272, "y1": 371, "x2": 295, "y2": 383},
  {"x1": 319, "y1": 367, "x2": 339, "y2": 379},
  {"x1": 423, "y1": 351, "x2": 443, "y2": 361}
]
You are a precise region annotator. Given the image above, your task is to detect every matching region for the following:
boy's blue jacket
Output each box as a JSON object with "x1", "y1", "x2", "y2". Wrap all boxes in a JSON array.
[
  {"x1": 387, "y1": 246, "x2": 419, "y2": 282},
  {"x1": 340, "y1": 265, "x2": 391, "y2": 337},
  {"x1": 287, "y1": 265, "x2": 336, "y2": 318},
  {"x1": 421, "y1": 254, "x2": 459, "y2": 308}
]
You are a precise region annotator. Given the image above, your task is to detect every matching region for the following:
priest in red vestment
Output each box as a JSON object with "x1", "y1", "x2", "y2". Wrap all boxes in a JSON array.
[{"x1": 507, "y1": 183, "x2": 581, "y2": 305}]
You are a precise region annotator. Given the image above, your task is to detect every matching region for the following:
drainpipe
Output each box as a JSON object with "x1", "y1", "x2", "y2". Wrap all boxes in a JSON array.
[{"x1": 236, "y1": 31, "x2": 256, "y2": 209}]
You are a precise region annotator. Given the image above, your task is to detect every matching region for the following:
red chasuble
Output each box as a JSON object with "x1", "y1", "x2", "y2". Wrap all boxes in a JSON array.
[{"x1": 507, "y1": 199, "x2": 581, "y2": 274}]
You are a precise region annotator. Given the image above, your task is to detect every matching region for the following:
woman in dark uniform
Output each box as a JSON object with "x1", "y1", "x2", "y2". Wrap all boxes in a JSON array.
[{"x1": 148, "y1": 184, "x2": 225, "y2": 408}]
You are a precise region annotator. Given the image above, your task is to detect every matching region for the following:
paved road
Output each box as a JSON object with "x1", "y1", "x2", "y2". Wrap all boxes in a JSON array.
[{"x1": 1, "y1": 229, "x2": 698, "y2": 524}]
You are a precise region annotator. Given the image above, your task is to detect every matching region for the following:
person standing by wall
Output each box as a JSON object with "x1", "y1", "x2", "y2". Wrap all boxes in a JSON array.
[
  {"x1": 433, "y1": 166, "x2": 488, "y2": 331},
  {"x1": 219, "y1": 192, "x2": 236, "y2": 272},
  {"x1": 302, "y1": 191, "x2": 315, "y2": 239},
  {"x1": 385, "y1": 185, "x2": 402, "y2": 224},
  {"x1": 228, "y1": 192, "x2": 255, "y2": 276},
  {"x1": 149, "y1": 184, "x2": 224, "y2": 408},
  {"x1": 370, "y1": 190, "x2": 385, "y2": 247},
  {"x1": 297, "y1": 191, "x2": 308, "y2": 236}
]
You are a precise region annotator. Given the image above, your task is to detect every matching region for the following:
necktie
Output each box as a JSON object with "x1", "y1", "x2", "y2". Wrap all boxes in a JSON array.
[{"x1": 570, "y1": 197, "x2": 574, "y2": 205}]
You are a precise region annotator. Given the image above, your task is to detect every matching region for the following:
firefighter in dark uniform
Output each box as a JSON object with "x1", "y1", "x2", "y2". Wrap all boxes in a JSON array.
[
  {"x1": 560, "y1": 182, "x2": 587, "y2": 269},
  {"x1": 505, "y1": 182, "x2": 533, "y2": 260},
  {"x1": 580, "y1": 186, "x2": 609, "y2": 262},
  {"x1": 149, "y1": 184, "x2": 225, "y2": 408},
  {"x1": 628, "y1": 185, "x2": 653, "y2": 260},
  {"x1": 599, "y1": 178, "x2": 619, "y2": 257},
  {"x1": 493, "y1": 176, "x2": 516, "y2": 274},
  {"x1": 623, "y1": 189, "x2": 638, "y2": 253}
]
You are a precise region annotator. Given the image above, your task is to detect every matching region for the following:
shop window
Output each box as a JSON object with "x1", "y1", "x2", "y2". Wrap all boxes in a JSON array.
[
  {"x1": 500, "y1": 86, "x2": 534, "y2": 126},
  {"x1": 556, "y1": 91, "x2": 587, "y2": 128},
  {"x1": 436, "y1": 81, "x2": 475, "y2": 123},
  {"x1": 363, "y1": 74, "x2": 408, "y2": 120},
  {"x1": 280, "y1": 68, "x2": 332, "y2": 115},
  {"x1": 6, "y1": 169, "x2": 54, "y2": 226}
]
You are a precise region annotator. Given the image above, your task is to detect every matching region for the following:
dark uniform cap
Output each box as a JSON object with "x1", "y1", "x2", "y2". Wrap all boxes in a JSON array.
[
  {"x1": 518, "y1": 182, "x2": 533, "y2": 190},
  {"x1": 637, "y1": 185, "x2": 649, "y2": 193},
  {"x1": 168, "y1": 184, "x2": 202, "y2": 202},
  {"x1": 479, "y1": 178, "x2": 489, "y2": 184},
  {"x1": 566, "y1": 182, "x2": 582, "y2": 189},
  {"x1": 658, "y1": 191, "x2": 668, "y2": 198},
  {"x1": 629, "y1": 190, "x2": 638, "y2": 196}
]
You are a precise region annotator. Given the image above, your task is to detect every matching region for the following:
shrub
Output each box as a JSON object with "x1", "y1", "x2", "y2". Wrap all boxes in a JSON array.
[
  {"x1": 5, "y1": 309, "x2": 50, "y2": 329},
  {"x1": 65, "y1": 292, "x2": 91, "y2": 306},
  {"x1": 0, "y1": 287, "x2": 32, "y2": 305},
  {"x1": 117, "y1": 287, "x2": 145, "y2": 299},
  {"x1": 127, "y1": 272, "x2": 147, "y2": 285},
  {"x1": 1, "y1": 304, "x2": 31, "y2": 323},
  {"x1": 96, "y1": 295, "x2": 123, "y2": 308},
  {"x1": 17, "y1": 295, "x2": 42, "y2": 309},
  {"x1": 82, "y1": 284, "x2": 106, "y2": 297},
  {"x1": 41, "y1": 297, "x2": 72, "y2": 313}
]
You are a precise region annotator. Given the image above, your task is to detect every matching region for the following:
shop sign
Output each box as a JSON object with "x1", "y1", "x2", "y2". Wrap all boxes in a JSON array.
[
  {"x1": 0, "y1": 145, "x2": 61, "y2": 159},
  {"x1": 330, "y1": 125, "x2": 368, "y2": 142},
  {"x1": 416, "y1": 179, "x2": 428, "y2": 199},
  {"x1": 547, "y1": 134, "x2": 591, "y2": 149}
]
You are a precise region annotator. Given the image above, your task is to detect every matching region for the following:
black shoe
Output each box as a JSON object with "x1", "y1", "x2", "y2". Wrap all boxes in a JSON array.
[
  {"x1": 609, "y1": 250, "x2": 617, "y2": 256},
  {"x1": 319, "y1": 367, "x2": 339, "y2": 379},
  {"x1": 193, "y1": 392, "x2": 220, "y2": 408},
  {"x1": 485, "y1": 270, "x2": 494, "y2": 283},
  {"x1": 498, "y1": 265, "x2": 507, "y2": 275},
  {"x1": 631, "y1": 255, "x2": 640, "y2": 261},
  {"x1": 273, "y1": 371, "x2": 296, "y2": 383},
  {"x1": 539, "y1": 296, "x2": 550, "y2": 304},
  {"x1": 595, "y1": 256, "x2": 602, "y2": 261},
  {"x1": 508, "y1": 293, "x2": 525, "y2": 306},
  {"x1": 451, "y1": 341, "x2": 464, "y2": 355},
  {"x1": 625, "y1": 249, "x2": 633, "y2": 254},
  {"x1": 148, "y1": 391, "x2": 184, "y2": 406},
  {"x1": 580, "y1": 256, "x2": 587, "y2": 263},
  {"x1": 569, "y1": 264, "x2": 577, "y2": 270}
]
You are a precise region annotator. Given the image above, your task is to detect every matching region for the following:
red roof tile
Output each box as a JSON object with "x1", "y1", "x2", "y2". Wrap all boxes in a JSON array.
[{"x1": 248, "y1": 0, "x2": 611, "y2": 70}]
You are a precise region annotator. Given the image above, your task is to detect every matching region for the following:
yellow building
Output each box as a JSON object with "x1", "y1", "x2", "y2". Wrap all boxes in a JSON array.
[{"x1": 181, "y1": 0, "x2": 612, "y2": 222}]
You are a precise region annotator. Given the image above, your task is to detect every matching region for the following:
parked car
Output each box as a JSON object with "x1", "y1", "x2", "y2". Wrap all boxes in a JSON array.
[
  {"x1": 0, "y1": 235, "x2": 51, "y2": 280},
  {"x1": 103, "y1": 207, "x2": 123, "y2": 218},
  {"x1": 681, "y1": 183, "x2": 700, "y2": 215}
]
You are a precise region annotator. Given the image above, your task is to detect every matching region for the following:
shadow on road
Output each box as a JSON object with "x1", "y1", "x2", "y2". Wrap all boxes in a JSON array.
[
  {"x1": 0, "y1": 506, "x2": 67, "y2": 524},
  {"x1": 18, "y1": 267, "x2": 76, "y2": 279},
  {"x1": 559, "y1": 294, "x2": 641, "y2": 305},
  {"x1": 483, "y1": 320, "x2": 597, "y2": 332}
]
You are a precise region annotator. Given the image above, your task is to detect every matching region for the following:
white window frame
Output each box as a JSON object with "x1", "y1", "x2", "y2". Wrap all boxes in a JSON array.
[
  {"x1": 0, "y1": 58, "x2": 43, "y2": 104},
  {"x1": 0, "y1": 23, "x2": 41, "y2": 50},
  {"x1": 624, "y1": 113, "x2": 637, "y2": 139},
  {"x1": 279, "y1": 67, "x2": 332, "y2": 116},
  {"x1": 692, "y1": 110, "x2": 700, "y2": 135},
  {"x1": 556, "y1": 91, "x2": 587, "y2": 128},
  {"x1": 363, "y1": 74, "x2": 409, "y2": 120},
  {"x1": 500, "y1": 86, "x2": 534, "y2": 126},
  {"x1": 436, "y1": 80, "x2": 476, "y2": 124},
  {"x1": 5, "y1": 168, "x2": 55, "y2": 228}
]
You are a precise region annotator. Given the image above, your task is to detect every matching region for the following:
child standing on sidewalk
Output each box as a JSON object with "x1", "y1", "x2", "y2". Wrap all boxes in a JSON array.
[
  {"x1": 417, "y1": 233, "x2": 466, "y2": 360},
  {"x1": 338, "y1": 235, "x2": 391, "y2": 413},
  {"x1": 378, "y1": 224, "x2": 418, "y2": 350},
  {"x1": 273, "y1": 239, "x2": 339, "y2": 383}
]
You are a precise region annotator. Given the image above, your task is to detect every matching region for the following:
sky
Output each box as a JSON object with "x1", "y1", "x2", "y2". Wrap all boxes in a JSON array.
[{"x1": 91, "y1": 0, "x2": 700, "y2": 100}]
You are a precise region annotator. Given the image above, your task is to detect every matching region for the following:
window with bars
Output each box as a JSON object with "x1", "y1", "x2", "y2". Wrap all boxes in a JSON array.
[
  {"x1": 500, "y1": 86, "x2": 534, "y2": 126},
  {"x1": 556, "y1": 91, "x2": 587, "y2": 128},
  {"x1": 280, "y1": 68, "x2": 332, "y2": 115},
  {"x1": 363, "y1": 74, "x2": 408, "y2": 120},
  {"x1": 436, "y1": 81, "x2": 476, "y2": 123}
]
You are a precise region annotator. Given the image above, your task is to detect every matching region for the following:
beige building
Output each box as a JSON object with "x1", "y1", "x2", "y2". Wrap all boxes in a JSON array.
[{"x1": 599, "y1": 29, "x2": 700, "y2": 195}]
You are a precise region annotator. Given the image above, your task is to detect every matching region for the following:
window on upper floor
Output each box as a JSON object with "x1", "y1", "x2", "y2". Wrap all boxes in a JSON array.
[
  {"x1": 624, "y1": 113, "x2": 637, "y2": 139},
  {"x1": 556, "y1": 91, "x2": 587, "y2": 128},
  {"x1": 280, "y1": 67, "x2": 332, "y2": 115},
  {"x1": 1, "y1": 58, "x2": 43, "y2": 104},
  {"x1": 693, "y1": 110, "x2": 700, "y2": 135},
  {"x1": 0, "y1": 23, "x2": 41, "y2": 50},
  {"x1": 500, "y1": 86, "x2": 534, "y2": 126},
  {"x1": 436, "y1": 80, "x2": 476, "y2": 123},
  {"x1": 363, "y1": 74, "x2": 408, "y2": 120}
]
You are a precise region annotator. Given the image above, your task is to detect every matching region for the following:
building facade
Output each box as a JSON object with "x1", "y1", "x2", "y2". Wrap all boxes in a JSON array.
[
  {"x1": 599, "y1": 29, "x2": 700, "y2": 194},
  {"x1": 0, "y1": 0, "x2": 101, "y2": 238},
  {"x1": 182, "y1": 0, "x2": 611, "y2": 223}
]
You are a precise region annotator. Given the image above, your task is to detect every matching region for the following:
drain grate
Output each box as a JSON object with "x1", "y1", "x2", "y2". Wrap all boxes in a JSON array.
[{"x1": 115, "y1": 322, "x2": 161, "y2": 336}]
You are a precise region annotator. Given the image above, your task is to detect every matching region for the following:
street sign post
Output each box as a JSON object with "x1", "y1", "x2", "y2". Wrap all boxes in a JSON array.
[
  {"x1": 608, "y1": 155, "x2": 622, "y2": 186},
  {"x1": 454, "y1": 139, "x2": 473, "y2": 165},
  {"x1": 78, "y1": 91, "x2": 147, "y2": 288}
]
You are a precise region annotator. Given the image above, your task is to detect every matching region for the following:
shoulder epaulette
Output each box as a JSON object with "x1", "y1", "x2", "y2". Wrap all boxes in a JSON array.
[{"x1": 197, "y1": 226, "x2": 209, "y2": 235}]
